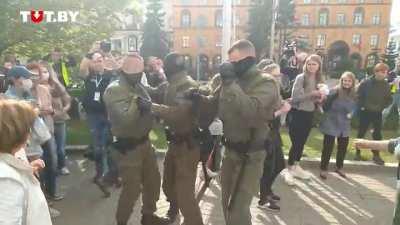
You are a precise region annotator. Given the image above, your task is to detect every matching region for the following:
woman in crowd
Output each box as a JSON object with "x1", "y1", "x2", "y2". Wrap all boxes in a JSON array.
[
  {"x1": 0, "y1": 99, "x2": 52, "y2": 225},
  {"x1": 27, "y1": 63, "x2": 64, "y2": 201},
  {"x1": 39, "y1": 62, "x2": 72, "y2": 176},
  {"x1": 287, "y1": 54, "x2": 326, "y2": 181},
  {"x1": 257, "y1": 60, "x2": 292, "y2": 212},
  {"x1": 354, "y1": 138, "x2": 400, "y2": 224},
  {"x1": 319, "y1": 72, "x2": 357, "y2": 179}
]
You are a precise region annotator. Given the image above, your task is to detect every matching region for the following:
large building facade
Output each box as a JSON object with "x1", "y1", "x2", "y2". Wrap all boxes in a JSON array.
[
  {"x1": 168, "y1": 0, "x2": 251, "y2": 79},
  {"x1": 292, "y1": 0, "x2": 392, "y2": 70}
]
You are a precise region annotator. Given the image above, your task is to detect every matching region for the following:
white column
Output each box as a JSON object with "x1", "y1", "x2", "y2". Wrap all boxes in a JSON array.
[{"x1": 222, "y1": 0, "x2": 232, "y2": 61}]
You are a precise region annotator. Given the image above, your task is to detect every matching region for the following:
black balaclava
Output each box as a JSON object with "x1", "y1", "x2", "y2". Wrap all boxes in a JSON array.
[
  {"x1": 121, "y1": 71, "x2": 143, "y2": 86},
  {"x1": 163, "y1": 52, "x2": 185, "y2": 79},
  {"x1": 232, "y1": 56, "x2": 256, "y2": 78}
]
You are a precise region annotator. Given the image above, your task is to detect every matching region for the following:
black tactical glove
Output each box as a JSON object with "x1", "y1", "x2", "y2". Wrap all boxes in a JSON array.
[
  {"x1": 219, "y1": 62, "x2": 236, "y2": 85},
  {"x1": 136, "y1": 96, "x2": 152, "y2": 115}
]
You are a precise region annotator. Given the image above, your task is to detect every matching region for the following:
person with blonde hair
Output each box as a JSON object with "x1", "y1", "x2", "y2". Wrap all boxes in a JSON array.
[
  {"x1": 319, "y1": 72, "x2": 357, "y2": 179},
  {"x1": 0, "y1": 99, "x2": 52, "y2": 225},
  {"x1": 286, "y1": 54, "x2": 326, "y2": 182}
]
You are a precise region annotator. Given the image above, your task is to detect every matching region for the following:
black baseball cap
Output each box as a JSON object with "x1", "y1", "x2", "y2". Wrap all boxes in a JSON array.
[{"x1": 7, "y1": 66, "x2": 34, "y2": 79}]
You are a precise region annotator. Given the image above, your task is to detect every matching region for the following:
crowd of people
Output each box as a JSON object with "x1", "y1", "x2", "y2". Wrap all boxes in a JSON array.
[{"x1": 0, "y1": 39, "x2": 400, "y2": 225}]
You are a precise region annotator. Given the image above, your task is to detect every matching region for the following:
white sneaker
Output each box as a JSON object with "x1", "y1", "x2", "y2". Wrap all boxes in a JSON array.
[
  {"x1": 283, "y1": 169, "x2": 295, "y2": 186},
  {"x1": 60, "y1": 167, "x2": 70, "y2": 175},
  {"x1": 292, "y1": 164, "x2": 311, "y2": 180},
  {"x1": 49, "y1": 207, "x2": 60, "y2": 218}
]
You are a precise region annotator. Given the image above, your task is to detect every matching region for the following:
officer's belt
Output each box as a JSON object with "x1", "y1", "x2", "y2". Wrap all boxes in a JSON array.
[
  {"x1": 166, "y1": 132, "x2": 192, "y2": 145},
  {"x1": 222, "y1": 138, "x2": 251, "y2": 154},
  {"x1": 112, "y1": 135, "x2": 149, "y2": 154}
]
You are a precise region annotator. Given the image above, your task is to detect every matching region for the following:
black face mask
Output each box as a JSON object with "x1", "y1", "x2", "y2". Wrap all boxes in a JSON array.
[
  {"x1": 121, "y1": 71, "x2": 142, "y2": 86},
  {"x1": 232, "y1": 56, "x2": 256, "y2": 78},
  {"x1": 164, "y1": 65, "x2": 184, "y2": 79}
]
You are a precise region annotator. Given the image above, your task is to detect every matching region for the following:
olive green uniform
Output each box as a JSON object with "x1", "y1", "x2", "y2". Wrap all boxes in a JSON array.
[
  {"x1": 103, "y1": 76, "x2": 161, "y2": 224},
  {"x1": 151, "y1": 71, "x2": 204, "y2": 225},
  {"x1": 218, "y1": 66, "x2": 280, "y2": 225}
]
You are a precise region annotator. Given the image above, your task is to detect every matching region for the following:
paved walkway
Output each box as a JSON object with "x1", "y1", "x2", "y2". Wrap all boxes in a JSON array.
[{"x1": 53, "y1": 153, "x2": 397, "y2": 225}]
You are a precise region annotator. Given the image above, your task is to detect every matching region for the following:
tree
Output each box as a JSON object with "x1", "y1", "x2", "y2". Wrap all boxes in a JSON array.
[
  {"x1": 140, "y1": 0, "x2": 169, "y2": 59},
  {"x1": 247, "y1": 0, "x2": 295, "y2": 59},
  {"x1": 247, "y1": 0, "x2": 273, "y2": 59},
  {"x1": 382, "y1": 40, "x2": 399, "y2": 70},
  {"x1": 0, "y1": 0, "x2": 133, "y2": 59}
]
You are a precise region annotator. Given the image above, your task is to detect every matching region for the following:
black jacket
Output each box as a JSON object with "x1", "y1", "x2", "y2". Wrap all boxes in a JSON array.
[{"x1": 82, "y1": 71, "x2": 112, "y2": 114}]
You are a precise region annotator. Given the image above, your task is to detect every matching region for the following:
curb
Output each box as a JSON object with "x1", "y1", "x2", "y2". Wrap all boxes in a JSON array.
[{"x1": 66, "y1": 145, "x2": 397, "y2": 172}]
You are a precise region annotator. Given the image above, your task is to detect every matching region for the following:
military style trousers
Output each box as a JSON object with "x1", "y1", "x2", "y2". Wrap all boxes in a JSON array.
[
  {"x1": 114, "y1": 140, "x2": 161, "y2": 223},
  {"x1": 221, "y1": 149, "x2": 266, "y2": 225},
  {"x1": 162, "y1": 141, "x2": 204, "y2": 225}
]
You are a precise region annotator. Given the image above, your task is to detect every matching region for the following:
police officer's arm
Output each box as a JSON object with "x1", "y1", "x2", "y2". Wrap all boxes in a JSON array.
[
  {"x1": 151, "y1": 82, "x2": 196, "y2": 125},
  {"x1": 223, "y1": 78, "x2": 280, "y2": 126}
]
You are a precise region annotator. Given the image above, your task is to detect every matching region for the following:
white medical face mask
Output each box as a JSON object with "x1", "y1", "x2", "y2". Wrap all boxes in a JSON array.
[{"x1": 21, "y1": 79, "x2": 33, "y2": 91}]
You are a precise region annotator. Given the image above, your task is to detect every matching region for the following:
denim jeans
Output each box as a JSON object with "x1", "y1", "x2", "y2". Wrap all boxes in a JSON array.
[
  {"x1": 54, "y1": 122, "x2": 67, "y2": 169},
  {"x1": 41, "y1": 137, "x2": 58, "y2": 196},
  {"x1": 87, "y1": 113, "x2": 110, "y2": 177}
]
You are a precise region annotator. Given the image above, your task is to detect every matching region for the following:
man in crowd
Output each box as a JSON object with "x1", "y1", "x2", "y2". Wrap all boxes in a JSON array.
[
  {"x1": 81, "y1": 52, "x2": 113, "y2": 196},
  {"x1": 355, "y1": 62, "x2": 392, "y2": 165},
  {"x1": 218, "y1": 40, "x2": 280, "y2": 225},
  {"x1": 0, "y1": 55, "x2": 17, "y2": 93},
  {"x1": 383, "y1": 57, "x2": 400, "y2": 124},
  {"x1": 145, "y1": 56, "x2": 166, "y2": 87},
  {"x1": 103, "y1": 53, "x2": 169, "y2": 225},
  {"x1": 45, "y1": 47, "x2": 76, "y2": 87}
]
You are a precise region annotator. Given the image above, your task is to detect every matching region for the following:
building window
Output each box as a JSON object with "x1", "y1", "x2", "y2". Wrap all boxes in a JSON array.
[
  {"x1": 337, "y1": 0, "x2": 346, "y2": 3},
  {"x1": 181, "y1": 10, "x2": 191, "y2": 27},
  {"x1": 234, "y1": 0, "x2": 241, "y2": 4},
  {"x1": 370, "y1": 35, "x2": 379, "y2": 48},
  {"x1": 336, "y1": 13, "x2": 345, "y2": 25},
  {"x1": 356, "y1": 0, "x2": 364, "y2": 2},
  {"x1": 182, "y1": 36, "x2": 189, "y2": 48},
  {"x1": 353, "y1": 7, "x2": 364, "y2": 25},
  {"x1": 352, "y1": 34, "x2": 361, "y2": 45},
  {"x1": 216, "y1": 35, "x2": 223, "y2": 47},
  {"x1": 199, "y1": 0, "x2": 207, "y2": 4},
  {"x1": 196, "y1": 15, "x2": 208, "y2": 28},
  {"x1": 321, "y1": 0, "x2": 328, "y2": 3},
  {"x1": 181, "y1": 0, "x2": 191, "y2": 4},
  {"x1": 217, "y1": 0, "x2": 223, "y2": 4},
  {"x1": 197, "y1": 36, "x2": 207, "y2": 47},
  {"x1": 302, "y1": 14, "x2": 310, "y2": 26},
  {"x1": 372, "y1": 13, "x2": 381, "y2": 25},
  {"x1": 317, "y1": 34, "x2": 326, "y2": 47},
  {"x1": 319, "y1": 9, "x2": 329, "y2": 26},
  {"x1": 303, "y1": 0, "x2": 311, "y2": 3},
  {"x1": 215, "y1": 10, "x2": 223, "y2": 28}
]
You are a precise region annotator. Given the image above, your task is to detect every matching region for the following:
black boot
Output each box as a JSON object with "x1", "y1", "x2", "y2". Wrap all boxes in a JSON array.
[
  {"x1": 354, "y1": 149, "x2": 362, "y2": 161},
  {"x1": 166, "y1": 201, "x2": 179, "y2": 222},
  {"x1": 141, "y1": 214, "x2": 170, "y2": 225},
  {"x1": 372, "y1": 151, "x2": 385, "y2": 165}
]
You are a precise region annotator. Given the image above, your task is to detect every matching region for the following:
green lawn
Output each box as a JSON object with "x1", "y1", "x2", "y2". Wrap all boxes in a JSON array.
[{"x1": 66, "y1": 120, "x2": 399, "y2": 163}]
